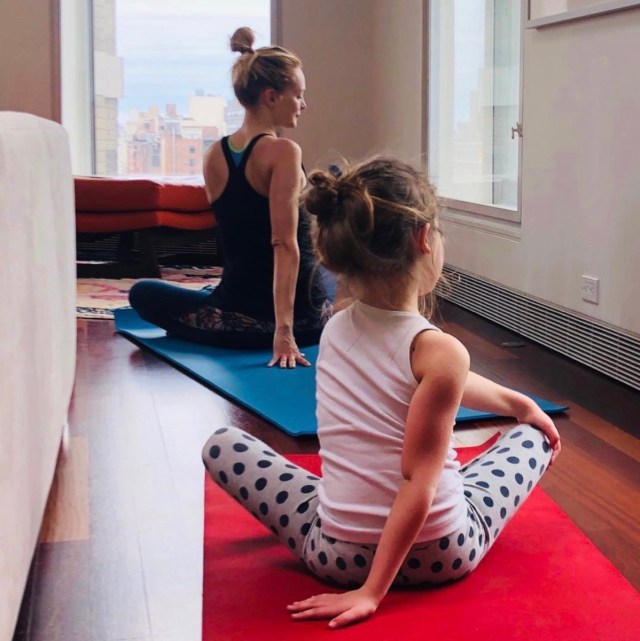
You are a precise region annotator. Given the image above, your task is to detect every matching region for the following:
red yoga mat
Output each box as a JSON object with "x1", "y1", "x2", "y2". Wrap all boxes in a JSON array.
[{"x1": 203, "y1": 441, "x2": 639, "y2": 640}]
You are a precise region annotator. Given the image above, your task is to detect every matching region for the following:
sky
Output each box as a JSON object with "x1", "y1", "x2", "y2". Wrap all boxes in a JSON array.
[
  {"x1": 116, "y1": 0, "x2": 270, "y2": 121},
  {"x1": 454, "y1": 1, "x2": 485, "y2": 123},
  {"x1": 114, "y1": 1, "x2": 510, "y2": 128}
]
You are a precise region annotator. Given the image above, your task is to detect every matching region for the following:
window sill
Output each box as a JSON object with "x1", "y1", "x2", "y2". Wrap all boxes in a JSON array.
[{"x1": 440, "y1": 206, "x2": 522, "y2": 241}]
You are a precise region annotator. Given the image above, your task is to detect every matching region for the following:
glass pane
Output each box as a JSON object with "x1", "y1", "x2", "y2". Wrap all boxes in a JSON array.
[
  {"x1": 428, "y1": 0, "x2": 521, "y2": 211},
  {"x1": 92, "y1": 0, "x2": 270, "y2": 176}
]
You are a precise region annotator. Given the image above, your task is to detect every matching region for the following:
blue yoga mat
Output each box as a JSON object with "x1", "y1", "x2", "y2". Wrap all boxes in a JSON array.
[{"x1": 115, "y1": 308, "x2": 568, "y2": 437}]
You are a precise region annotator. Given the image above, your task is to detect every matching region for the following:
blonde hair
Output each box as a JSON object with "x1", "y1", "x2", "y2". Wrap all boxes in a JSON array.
[
  {"x1": 303, "y1": 156, "x2": 442, "y2": 316},
  {"x1": 229, "y1": 27, "x2": 302, "y2": 108}
]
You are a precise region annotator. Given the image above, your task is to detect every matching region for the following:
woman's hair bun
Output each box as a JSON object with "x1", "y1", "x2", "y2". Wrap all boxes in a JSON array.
[{"x1": 230, "y1": 27, "x2": 255, "y2": 54}]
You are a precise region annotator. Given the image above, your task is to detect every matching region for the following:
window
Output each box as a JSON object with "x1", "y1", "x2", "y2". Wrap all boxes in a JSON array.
[
  {"x1": 91, "y1": 0, "x2": 271, "y2": 176},
  {"x1": 427, "y1": 0, "x2": 522, "y2": 222}
]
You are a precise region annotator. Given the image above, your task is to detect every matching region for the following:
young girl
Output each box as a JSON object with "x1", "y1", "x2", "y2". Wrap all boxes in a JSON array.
[
  {"x1": 202, "y1": 157, "x2": 561, "y2": 628},
  {"x1": 129, "y1": 27, "x2": 331, "y2": 367}
]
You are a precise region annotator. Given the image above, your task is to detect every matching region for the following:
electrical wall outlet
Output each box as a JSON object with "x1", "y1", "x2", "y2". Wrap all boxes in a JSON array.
[{"x1": 581, "y1": 275, "x2": 599, "y2": 304}]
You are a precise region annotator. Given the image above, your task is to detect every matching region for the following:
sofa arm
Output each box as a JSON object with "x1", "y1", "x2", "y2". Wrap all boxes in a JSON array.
[{"x1": 0, "y1": 112, "x2": 77, "y2": 640}]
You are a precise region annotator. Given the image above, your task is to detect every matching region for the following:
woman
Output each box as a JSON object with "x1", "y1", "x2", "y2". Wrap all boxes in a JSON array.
[{"x1": 129, "y1": 27, "x2": 331, "y2": 367}]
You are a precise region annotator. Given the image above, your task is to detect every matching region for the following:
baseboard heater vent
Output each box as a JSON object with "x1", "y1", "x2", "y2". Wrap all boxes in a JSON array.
[{"x1": 437, "y1": 265, "x2": 640, "y2": 392}]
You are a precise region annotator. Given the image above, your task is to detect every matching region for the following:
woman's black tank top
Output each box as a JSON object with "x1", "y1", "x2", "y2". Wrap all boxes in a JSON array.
[{"x1": 208, "y1": 134, "x2": 326, "y2": 321}]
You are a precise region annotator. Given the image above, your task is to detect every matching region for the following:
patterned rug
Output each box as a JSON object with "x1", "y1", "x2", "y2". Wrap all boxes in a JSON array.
[{"x1": 77, "y1": 266, "x2": 222, "y2": 319}]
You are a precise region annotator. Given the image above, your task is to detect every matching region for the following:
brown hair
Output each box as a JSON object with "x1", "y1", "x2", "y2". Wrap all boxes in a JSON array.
[
  {"x1": 229, "y1": 27, "x2": 302, "y2": 108},
  {"x1": 303, "y1": 156, "x2": 442, "y2": 315}
]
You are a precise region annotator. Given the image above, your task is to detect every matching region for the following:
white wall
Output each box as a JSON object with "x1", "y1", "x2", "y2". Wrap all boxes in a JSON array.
[
  {"x1": 282, "y1": 2, "x2": 640, "y2": 336},
  {"x1": 279, "y1": 0, "x2": 377, "y2": 169},
  {"x1": 370, "y1": 0, "x2": 424, "y2": 164},
  {"x1": 443, "y1": 9, "x2": 640, "y2": 335},
  {"x1": 280, "y1": 0, "x2": 424, "y2": 168}
]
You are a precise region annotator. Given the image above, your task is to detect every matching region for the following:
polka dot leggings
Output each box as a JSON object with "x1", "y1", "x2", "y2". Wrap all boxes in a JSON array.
[{"x1": 202, "y1": 425, "x2": 552, "y2": 588}]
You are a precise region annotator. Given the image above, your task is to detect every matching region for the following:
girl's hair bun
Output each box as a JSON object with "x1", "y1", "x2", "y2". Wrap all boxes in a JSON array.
[
  {"x1": 230, "y1": 26, "x2": 255, "y2": 54},
  {"x1": 305, "y1": 172, "x2": 340, "y2": 224},
  {"x1": 306, "y1": 169, "x2": 374, "y2": 232},
  {"x1": 303, "y1": 156, "x2": 441, "y2": 293}
]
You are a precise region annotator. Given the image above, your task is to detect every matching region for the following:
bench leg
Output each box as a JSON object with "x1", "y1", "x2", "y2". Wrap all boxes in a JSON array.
[
  {"x1": 77, "y1": 230, "x2": 161, "y2": 279},
  {"x1": 137, "y1": 230, "x2": 160, "y2": 277}
]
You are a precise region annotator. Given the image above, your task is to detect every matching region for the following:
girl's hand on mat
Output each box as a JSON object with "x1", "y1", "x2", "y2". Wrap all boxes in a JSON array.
[
  {"x1": 287, "y1": 589, "x2": 379, "y2": 628},
  {"x1": 268, "y1": 329, "x2": 311, "y2": 368},
  {"x1": 517, "y1": 404, "x2": 562, "y2": 464}
]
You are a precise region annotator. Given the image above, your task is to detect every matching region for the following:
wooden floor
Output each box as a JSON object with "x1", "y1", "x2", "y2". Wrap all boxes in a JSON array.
[{"x1": 13, "y1": 302, "x2": 640, "y2": 641}]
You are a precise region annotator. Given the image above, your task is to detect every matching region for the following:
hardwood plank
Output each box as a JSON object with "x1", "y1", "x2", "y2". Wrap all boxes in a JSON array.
[
  {"x1": 114, "y1": 356, "x2": 203, "y2": 641},
  {"x1": 554, "y1": 419, "x2": 640, "y2": 486},
  {"x1": 544, "y1": 441, "x2": 640, "y2": 537},
  {"x1": 26, "y1": 542, "x2": 91, "y2": 641},
  {"x1": 85, "y1": 407, "x2": 153, "y2": 641},
  {"x1": 541, "y1": 439, "x2": 640, "y2": 587},
  {"x1": 11, "y1": 561, "x2": 34, "y2": 641},
  {"x1": 39, "y1": 435, "x2": 89, "y2": 543},
  {"x1": 73, "y1": 324, "x2": 156, "y2": 640},
  {"x1": 539, "y1": 481, "x2": 640, "y2": 586},
  {"x1": 442, "y1": 321, "x2": 518, "y2": 361},
  {"x1": 564, "y1": 403, "x2": 640, "y2": 462},
  {"x1": 13, "y1": 305, "x2": 640, "y2": 641}
]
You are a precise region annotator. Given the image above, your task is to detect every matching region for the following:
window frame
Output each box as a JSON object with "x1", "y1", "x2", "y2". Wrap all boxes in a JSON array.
[
  {"x1": 526, "y1": 0, "x2": 640, "y2": 28},
  {"x1": 272, "y1": 0, "x2": 282, "y2": 44},
  {"x1": 423, "y1": 0, "x2": 525, "y2": 225}
]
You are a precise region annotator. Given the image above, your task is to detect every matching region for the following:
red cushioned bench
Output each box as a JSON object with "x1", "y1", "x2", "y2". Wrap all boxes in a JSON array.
[{"x1": 75, "y1": 176, "x2": 218, "y2": 278}]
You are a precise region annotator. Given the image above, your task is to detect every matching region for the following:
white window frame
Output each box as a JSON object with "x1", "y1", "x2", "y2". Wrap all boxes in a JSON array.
[
  {"x1": 423, "y1": 0, "x2": 525, "y2": 225},
  {"x1": 526, "y1": 0, "x2": 640, "y2": 28},
  {"x1": 61, "y1": 0, "x2": 96, "y2": 175},
  {"x1": 272, "y1": 0, "x2": 282, "y2": 44}
]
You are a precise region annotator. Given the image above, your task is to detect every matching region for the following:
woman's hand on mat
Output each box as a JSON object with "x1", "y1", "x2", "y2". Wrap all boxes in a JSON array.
[
  {"x1": 517, "y1": 403, "x2": 562, "y2": 464},
  {"x1": 268, "y1": 328, "x2": 310, "y2": 368},
  {"x1": 287, "y1": 589, "x2": 379, "y2": 628}
]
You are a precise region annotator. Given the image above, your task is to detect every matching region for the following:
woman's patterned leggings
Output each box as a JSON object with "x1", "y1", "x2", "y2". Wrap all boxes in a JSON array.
[
  {"x1": 128, "y1": 279, "x2": 331, "y2": 349},
  {"x1": 202, "y1": 424, "x2": 552, "y2": 588}
]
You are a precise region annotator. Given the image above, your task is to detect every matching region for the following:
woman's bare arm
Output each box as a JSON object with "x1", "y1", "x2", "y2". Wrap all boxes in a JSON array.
[{"x1": 266, "y1": 138, "x2": 309, "y2": 368}]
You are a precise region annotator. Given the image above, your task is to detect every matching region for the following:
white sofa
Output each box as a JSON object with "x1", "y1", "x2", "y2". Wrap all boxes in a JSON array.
[{"x1": 0, "y1": 112, "x2": 76, "y2": 640}]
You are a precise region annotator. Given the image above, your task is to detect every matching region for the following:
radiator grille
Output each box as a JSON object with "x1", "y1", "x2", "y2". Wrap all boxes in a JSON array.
[{"x1": 437, "y1": 265, "x2": 640, "y2": 391}]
